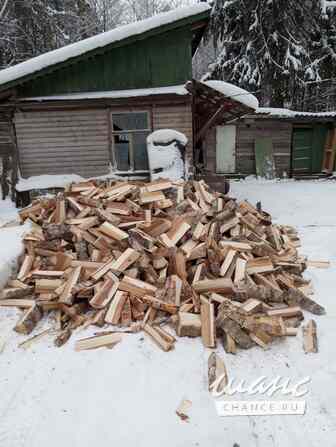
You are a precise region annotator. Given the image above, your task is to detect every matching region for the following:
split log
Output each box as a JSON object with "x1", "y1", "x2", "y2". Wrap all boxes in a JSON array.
[{"x1": 303, "y1": 320, "x2": 318, "y2": 353}]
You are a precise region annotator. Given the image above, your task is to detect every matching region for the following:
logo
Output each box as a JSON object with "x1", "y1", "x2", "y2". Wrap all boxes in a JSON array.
[{"x1": 211, "y1": 375, "x2": 310, "y2": 417}]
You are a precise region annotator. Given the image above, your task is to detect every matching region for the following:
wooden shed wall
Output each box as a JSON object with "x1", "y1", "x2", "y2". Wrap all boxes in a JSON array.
[
  {"x1": 0, "y1": 113, "x2": 14, "y2": 156},
  {"x1": 14, "y1": 100, "x2": 193, "y2": 179},
  {"x1": 152, "y1": 103, "x2": 193, "y2": 149},
  {"x1": 236, "y1": 120, "x2": 292, "y2": 177},
  {"x1": 14, "y1": 109, "x2": 110, "y2": 178}
]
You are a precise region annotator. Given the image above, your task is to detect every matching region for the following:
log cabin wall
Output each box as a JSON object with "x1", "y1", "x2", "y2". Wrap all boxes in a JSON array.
[
  {"x1": 14, "y1": 99, "x2": 193, "y2": 179},
  {"x1": 14, "y1": 109, "x2": 110, "y2": 178}
]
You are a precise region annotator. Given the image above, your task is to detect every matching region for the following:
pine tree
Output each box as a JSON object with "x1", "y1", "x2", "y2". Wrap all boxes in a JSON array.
[{"x1": 208, "y1": 0, "x2": 320, "y2": 107}]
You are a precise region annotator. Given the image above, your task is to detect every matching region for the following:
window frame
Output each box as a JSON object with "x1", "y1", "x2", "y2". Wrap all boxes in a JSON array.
[{"x1": 110, "y1": 110, "x2": 151, "y2": 173}]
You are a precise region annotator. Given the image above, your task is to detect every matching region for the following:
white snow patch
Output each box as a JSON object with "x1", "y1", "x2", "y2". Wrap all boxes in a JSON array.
[
  {"x1": 0, "y1": 4, "x2": 210, "y2": 88},
  {"x1": 15, "y1": 168, "x2": 150, "y2": 192},
  {"x1": 16, "y1": 174, "x2": 85, "y2": 192},
  {"x1": 0, "y1": 216, "x2": 30, "y2": 289},
  {"x1": 22, "y1": 85, "x2": 189, "y2": 102},
  {"x1": 203, "y1": 80, "x2": 259, "y2": 110},
  {"x1": 147, "y1": 130, "x2": 187, "y2": 181}
]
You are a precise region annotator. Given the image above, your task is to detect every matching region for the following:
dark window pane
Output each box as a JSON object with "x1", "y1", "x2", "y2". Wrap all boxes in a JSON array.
[
  {"x1": 112, "y1": 113, "x2": 148, "y2": 132},
  {"x1": 133, "y1": 132, "x2": 149, "y2": 171},
  {"x1": 114, "y1": 134, "x2": 130, "y2": 171}
]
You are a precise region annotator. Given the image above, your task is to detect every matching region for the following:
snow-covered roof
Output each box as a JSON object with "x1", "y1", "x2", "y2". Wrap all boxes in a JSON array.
[
  {"x1": 21, "y1": 85, "x2": 189, "y2": 102},
  {"x1": 0, "y1": 3, "x2": 210, "y2": 90},
  {"x1": 256, "y1": 107, "x2": 336, "y2": 118},
  {"x1": 203, "y1": 80, "x2": 259, "y2": 110}
]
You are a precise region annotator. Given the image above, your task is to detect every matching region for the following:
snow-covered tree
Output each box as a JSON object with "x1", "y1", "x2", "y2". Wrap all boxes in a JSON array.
[
  {"x1": 122, "y1": 0, "x2": 194, "y2": 22},
  {"x1": 207, "y1": 0, "x2": 324, "y2": 107}
]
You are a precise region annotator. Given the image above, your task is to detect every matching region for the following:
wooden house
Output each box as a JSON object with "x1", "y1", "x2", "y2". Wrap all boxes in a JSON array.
[
  {"x1": 0, "y1": 4, "x2": 257, "y2": 198},
  {"x1": 204, "y1": 108, "x2": 336, "y2": 179}
]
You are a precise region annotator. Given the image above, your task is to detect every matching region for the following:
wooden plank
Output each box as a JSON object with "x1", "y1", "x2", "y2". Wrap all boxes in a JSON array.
[
  {"x1": 99, "y1": 222, "x2": 128, "y2": 241},
  {"x1": 200, "y1": 296, "x2": 216, "y2": 348},
  {"x1": 75, "y1": 333, "x2": 123, "y2": 351},
  {"x1": 105, "y1": 291, "x2": 128, "y2": 325},
  {"x1": 193, "y1": 278, "x2": 234, "y2": 295},
  {"x1": 303, "y1": 320, "x2": 318, "y2": 353}
]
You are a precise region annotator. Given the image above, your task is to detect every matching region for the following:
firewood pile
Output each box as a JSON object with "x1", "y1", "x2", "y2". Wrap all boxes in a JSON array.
[{"x1": 0, "y1": 179, "x2": 326, "y2": 353}]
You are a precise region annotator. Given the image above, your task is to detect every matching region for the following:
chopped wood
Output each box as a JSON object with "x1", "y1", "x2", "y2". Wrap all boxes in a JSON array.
[
  {"x1": 266, "y1": 306, "x2": 303, "y2": 318},
  {"x1": 306, "y1": 260, "x2": 330, "y2": 269},
  {"x1": 246, "y1": 257, "x2": 274, "y2": 275},
  {"x1": 221, "y1": 332, "x2": 237, "y2": 354},
  {"x1": 1, "y1": 286, "x2": 34, "y2": 300},
  {"x1": 99, "y1": 222, "x2": 128, "y2": 241},
  {"x1": 234, "y1": 258, "x2": 247, "y2": 284},
  {"x1": 143, "y1": 324, "x2": 174, "y2": 352},
  {"x1": 119, "y1": 276, "x2": 157, "y2": 297},
  {"x1": 193, "y1": 278, "x2": 234, "y2": 295},
  {"x1": 14, "y1": 305, "x2": 42, "y2": 335},
  {"x1": 75, "y1": 333, "x2": 123, "y2": 351},
  {"x1": 139, "y1": 191, "x2": 165, "y2": 204},
  {"x1": 111, "y1": 248, "x2": 140, "y2": 272},
  {"x1": 200, "y1": 296, "x2": 216, "y2": 348},
  {"x1": 59, "y1": 266, "x2": 81, "y2": 305},
  {"x1": 17, "y1": 255, "x2": 34, "y2": 281},
  {"x1": 89, "y1": 277, "x2": 119, "y2": 309},
  {"x1": 3, "y1": 178, "x2": 325, "y2": 360},
  {"x1": 177, "y1": 312, "x2": 202, "y2": 337},
  {"x1": 303, "y1": 320, "x2": 318, "y2": 353},
  {"x1": 0, "y1": 299, "x2": 35, "y2": 308},
  {"x1": 105, "y1": 291, "x2": 128, "y2": 325},
  {"x1": 208, "y1": 352, "x2": 228, "y2": 392},
  {"x1": 241, "y1": 298, "x2": 263, "y2": 315}
]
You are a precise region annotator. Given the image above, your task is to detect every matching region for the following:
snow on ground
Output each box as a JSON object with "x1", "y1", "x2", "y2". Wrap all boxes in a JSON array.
[
  {"x1": 0, "y1": 179, "x2": 335, "y2": 447},
  {"x1": 0, "y1": 200, "x2": 30, "y2": 289}
]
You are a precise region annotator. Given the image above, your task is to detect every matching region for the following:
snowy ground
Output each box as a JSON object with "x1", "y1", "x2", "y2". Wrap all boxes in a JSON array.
[{"x1": 0, "y1": 179, "x2": 335, "y2": 447}]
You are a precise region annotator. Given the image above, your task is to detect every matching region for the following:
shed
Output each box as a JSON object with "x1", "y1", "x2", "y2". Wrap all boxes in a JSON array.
[
  {"x1": 204, "y1": 107, "x2": 336, "y2": 178},
  {"x1": 0, "y1": 3, "x2": 259, "y2": 198}
]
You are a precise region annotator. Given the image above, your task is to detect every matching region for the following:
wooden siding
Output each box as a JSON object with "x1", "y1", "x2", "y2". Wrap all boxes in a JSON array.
[
  {"x1": 0, "y1": 113, "x2": 13, "y2": 156},
  {"x1": 203, "y1": 120, "x2": 292, "y2": 177},
  {"x1": 204, "y1": 126, "x2": 216, "y2": 172},
  {"x1": 14, "y1": 110, "x2": 110, "y2": 178},
  {"x1": 236, "y1": 121, "x2": 292, "y2": 177},
  {"x1": 19, "y1": 28, "x2": 192, "y2": 97},
  {"x1": 153, "y1": 103, "x2": 193, "y2": 148},
  {"x1": 152, "y1": 102, "x2": 193, "y2": 174}
]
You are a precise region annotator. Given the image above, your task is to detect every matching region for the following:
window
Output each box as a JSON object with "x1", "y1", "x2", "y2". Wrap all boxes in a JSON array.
[{"x1": 111, "y1": 112, "x2": 150, "y2": 172}]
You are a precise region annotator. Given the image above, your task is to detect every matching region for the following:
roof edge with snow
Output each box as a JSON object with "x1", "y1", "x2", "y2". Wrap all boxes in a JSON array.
[
  {"x1": 253, "y1": 107, "x2": 336, "y2": 119},
  {"x1": 0, "y1": 4, "x2": 211, "y2": 93}
]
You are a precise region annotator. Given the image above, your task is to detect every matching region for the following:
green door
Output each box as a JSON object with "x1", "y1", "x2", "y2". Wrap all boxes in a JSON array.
[
  {"x1": 292, "y1": 128, "x2": 314, "y2": 174},
  {"x1": 312, "y1": 125, "x2": 328, "y2": 173},
  {"x1": 292, "y1": 126, "x2": 328, "y2": 175}
]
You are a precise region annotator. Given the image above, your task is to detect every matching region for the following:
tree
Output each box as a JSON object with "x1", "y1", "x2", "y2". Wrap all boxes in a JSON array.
[
  {"x1": 207, "y1": 0, "x2": 322, "y2": 107},
  {"x1": 122, "y1": 0, "x2": 194, "y2": 22}
]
